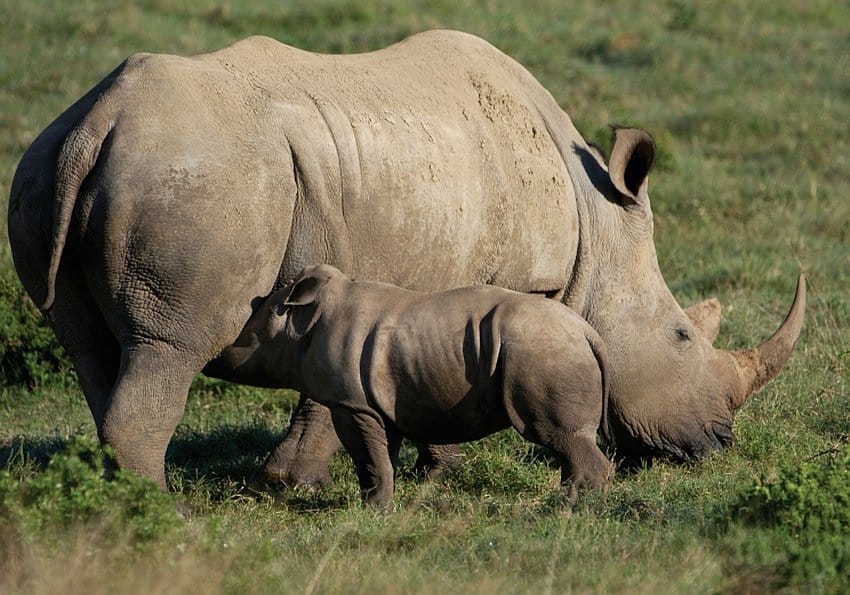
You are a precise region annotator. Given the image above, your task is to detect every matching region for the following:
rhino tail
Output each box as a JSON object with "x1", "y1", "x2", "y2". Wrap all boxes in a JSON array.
[
  {"x1": 585, "y1": 329, "x2": 612, "y2": 447},
  {"x1": 42, "y1": 114, "x2": 115, "y2": 312}
]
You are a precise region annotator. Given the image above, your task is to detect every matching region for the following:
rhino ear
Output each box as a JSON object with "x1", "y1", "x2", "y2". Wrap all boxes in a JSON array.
[
  {"x1": 283, "y1": 265, "x2": 338, "y2": 307},
  {"x1": 608, "y1": 127, "x2": 656, "y2": 204},
  {"x1": 685, "y1": 297, "x2": 722, "y2": 343}
]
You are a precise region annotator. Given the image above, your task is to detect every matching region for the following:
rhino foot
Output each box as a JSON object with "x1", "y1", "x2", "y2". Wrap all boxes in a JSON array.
[
  {"x1": 262, "y1": 395, "x2": 342, "y2": 490},
  {"x1": 411, "y1": 443, "x2": 464, "y2": 481},
  {"x1": 263, "y1": 454, "x2": 333, "y2": 491}
]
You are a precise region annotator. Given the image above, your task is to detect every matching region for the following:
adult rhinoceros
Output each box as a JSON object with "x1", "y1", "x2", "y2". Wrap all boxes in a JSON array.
[{"x1": 8, "y1": 30, "x2": 804, "y2": 491}]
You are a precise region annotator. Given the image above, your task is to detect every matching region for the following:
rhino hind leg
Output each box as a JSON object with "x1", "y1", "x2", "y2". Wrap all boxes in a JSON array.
[
  {"x1": 554, "y1": 429, "x2": 615, "y2": 503},
  {"x1": 521, "y1": 422, "x2": 613, "y2": 504},
  {"x1": 100, "y1": 342, "x2": 197, "y2": 490},
  {"x1": 504, "y1": 386, "x2": 613, "y2": 503},
  {"x1": 263, "y1": 395, "x2": 340, "y2": 490},
  {"x1": 330, "y1": 407, "x2": 397, "y2": 509},
  {"x1": 71, "y1": 348, "x2": 121, "y2": 434},
  {"x1": 47, "y1": 268, "x2": 121, "y2": 433}
]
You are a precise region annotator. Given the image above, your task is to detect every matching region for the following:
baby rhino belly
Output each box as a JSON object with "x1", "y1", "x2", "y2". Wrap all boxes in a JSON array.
[
  {"x1": 368, "y1": 316, "x2": 511, "y2": 444},
  {"x1": 377, "y1": 377, "x2": 511, "y2": 445}
]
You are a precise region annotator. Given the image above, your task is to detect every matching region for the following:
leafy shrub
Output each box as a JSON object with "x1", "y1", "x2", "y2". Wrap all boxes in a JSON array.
[
  {"x1": 0, "y1": 271, "x2": 72, "y2": 388},
  {"x1": 1, "y1": 435, "x2": 179, "y2": 547},
  {"x1": 722, "y1": 445, "x2": 850, "y2": 589}
]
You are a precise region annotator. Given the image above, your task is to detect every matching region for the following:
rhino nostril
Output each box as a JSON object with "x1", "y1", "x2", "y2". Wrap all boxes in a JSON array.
[
  {"x1": 703, "y1": 420, "x2": 733, "y2": 450},
  {"x1": 714, "y1": 422, "x2": 734, "y2": 446}
]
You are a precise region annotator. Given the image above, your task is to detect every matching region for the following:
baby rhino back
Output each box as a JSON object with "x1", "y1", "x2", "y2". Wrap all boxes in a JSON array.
[
  {"x1": 366, "y1": 285, "x2": 517, "y2": 443},
  {"x1": 367, "y1": 286, "x2": 606, "y2": 446}
]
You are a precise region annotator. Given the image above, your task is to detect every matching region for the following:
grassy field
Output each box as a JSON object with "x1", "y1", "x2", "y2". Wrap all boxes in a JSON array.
[{"x1": 1, "y1": 0, "x2": 849, "y2": 592}]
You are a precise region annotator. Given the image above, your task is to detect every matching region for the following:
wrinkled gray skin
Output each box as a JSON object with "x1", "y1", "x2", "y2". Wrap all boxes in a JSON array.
[
  {"x1": 8, "y1": 30, "x2": 805, "y2": 491},
  {"x1": 211, "y1": 264, "x2": 613, "y2": 507}
]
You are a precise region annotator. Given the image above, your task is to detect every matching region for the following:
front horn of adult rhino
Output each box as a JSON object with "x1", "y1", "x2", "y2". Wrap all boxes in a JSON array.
[
  {"x1": 729, "y1": 274, "x2": 807, "y2": 409},
  {"x1": 607, "y1": 273, "x2": 806, "y2": 463}
]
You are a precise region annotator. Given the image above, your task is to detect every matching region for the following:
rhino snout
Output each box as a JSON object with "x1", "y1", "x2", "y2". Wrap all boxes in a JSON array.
[{"x1": 610, "y1": 406, "x2": 735, "y2": 466}]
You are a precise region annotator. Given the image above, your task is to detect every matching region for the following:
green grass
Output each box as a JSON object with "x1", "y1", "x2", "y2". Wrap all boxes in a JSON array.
[{"x1": 2, "y1": 0, "x2": 849, "y2": 592}]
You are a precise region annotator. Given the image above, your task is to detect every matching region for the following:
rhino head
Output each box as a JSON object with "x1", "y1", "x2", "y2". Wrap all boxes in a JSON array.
[{"x1": 569, "y1": 127, "x2": 806, "y2": 463}]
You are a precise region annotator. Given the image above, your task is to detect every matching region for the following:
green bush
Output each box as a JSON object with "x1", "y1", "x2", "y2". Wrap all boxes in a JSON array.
[
  {"x1": 1, "y1": 436, "x2": 180, "y2": 547},
  {"x1": 722, "y1": 445, "x2": 850, "y2": 589},
  {"x1": 0, "y1": 271, "x2": 72, "y2": 388}
]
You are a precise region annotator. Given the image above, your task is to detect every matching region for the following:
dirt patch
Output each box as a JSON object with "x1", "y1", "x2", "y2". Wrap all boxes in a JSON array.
[{"x1": 467, "y1": 72, "x2": 548, "y2": 156}]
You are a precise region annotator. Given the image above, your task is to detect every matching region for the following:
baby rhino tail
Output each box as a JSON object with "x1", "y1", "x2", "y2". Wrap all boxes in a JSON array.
[{"x1": 585, "y1": 329, "x2": 612, "y2": 447}]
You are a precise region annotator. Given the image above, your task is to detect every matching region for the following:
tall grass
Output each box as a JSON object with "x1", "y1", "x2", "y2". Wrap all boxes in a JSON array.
[{"x1": 2, "y1": 0, "x2": 848, "y2": 592}]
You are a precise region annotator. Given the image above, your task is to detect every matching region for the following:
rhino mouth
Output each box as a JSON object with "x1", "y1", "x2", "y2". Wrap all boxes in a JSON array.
[{"x1": 610, "y1": 415, "x2": 734, "y2": 469}]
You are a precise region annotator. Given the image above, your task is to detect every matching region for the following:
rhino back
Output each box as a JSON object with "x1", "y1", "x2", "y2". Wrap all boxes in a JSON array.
[{"x1": 209, "y1": 31, "x2": 580, "y2": 294}]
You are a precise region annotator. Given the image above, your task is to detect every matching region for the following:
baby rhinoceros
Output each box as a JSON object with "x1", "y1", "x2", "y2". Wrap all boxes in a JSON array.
[{"x1": 213, "y1": 264, "x2": 614, "y2": 508}]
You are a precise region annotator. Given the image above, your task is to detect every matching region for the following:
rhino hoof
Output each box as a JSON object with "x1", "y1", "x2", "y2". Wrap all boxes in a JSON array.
[
  {"x1": 263, "y1": 459, "x2": 332, "y2": 491},
  {"x1": 412, "y1": 445, "x2": 464, "y2": 482}
]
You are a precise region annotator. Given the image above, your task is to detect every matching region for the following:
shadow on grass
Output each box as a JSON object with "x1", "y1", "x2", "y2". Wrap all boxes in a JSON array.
[
  {"x1": 0, "y1": 424, "x2": 359, "y2": 512},
  {"x1": 166, "y1": 422, "x2": 283, "y2": 486},
  {"x1": 166, "y1": 423, "x2": 354, "y2": 511},
  {"x1": 271, "y1": 488, "x2": 355, "y2": 513},
  {"x1": 0, "y1": 435, "x2": 72, "y2": 471},
  {"x1": 0, "y1": 424, "x2": 284, "y2": 484}
]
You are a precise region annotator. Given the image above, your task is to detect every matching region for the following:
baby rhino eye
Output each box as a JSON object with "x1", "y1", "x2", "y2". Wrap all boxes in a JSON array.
[{"x1": 675, "y1": 327, "x2": 692, "y2": 342}]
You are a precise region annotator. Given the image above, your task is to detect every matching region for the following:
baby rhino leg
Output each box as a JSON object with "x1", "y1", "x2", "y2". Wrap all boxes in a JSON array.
[
  {"x1": 514, "y1": 415, "x2": 612, "y2": 504},
  {"x1": 330, "y1": 408, "x2": 398, "y2": 510},
  {"x1": 504, "y1": 380, "x2": 613, "y2": 503},
  {"x1": 552, "y1": 428, "x2": 614, "y2": 504}
]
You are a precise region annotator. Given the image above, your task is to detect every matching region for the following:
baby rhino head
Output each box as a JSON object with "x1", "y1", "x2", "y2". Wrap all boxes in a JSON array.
[{"x1": 204, "y1": 264, "x2": 347, "y2": 388}]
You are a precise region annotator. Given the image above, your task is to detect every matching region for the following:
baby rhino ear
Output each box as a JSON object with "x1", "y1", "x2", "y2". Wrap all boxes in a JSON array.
[
  {"x1": 282, "y1": 264, "x2": 340, "y2": 306},
  {"x1": 283, "y1": 276, "x2": 326, "y2": 306}
]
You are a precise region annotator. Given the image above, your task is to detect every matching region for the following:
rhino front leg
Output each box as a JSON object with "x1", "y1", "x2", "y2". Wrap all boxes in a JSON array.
[
  {"x1": 267, "y1": 396, "x2": 462, "y2": 489},
  {"x1": 330, "y1": 407, "x2": 397, "y2": 509},
  {"x1": 412, "y1": 443, "x2": 464, "y2": 480},
  {"x1": 264, "y1": 395, "x2": 340, "y2": 490},
  {"x1": 100, "y1": 342, "x2": 197, "y2": 490}
]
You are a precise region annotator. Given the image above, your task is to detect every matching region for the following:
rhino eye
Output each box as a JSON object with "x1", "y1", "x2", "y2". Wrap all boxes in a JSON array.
[{"x1": 675, "y1": 327, "x2": 692, "y2": 342}]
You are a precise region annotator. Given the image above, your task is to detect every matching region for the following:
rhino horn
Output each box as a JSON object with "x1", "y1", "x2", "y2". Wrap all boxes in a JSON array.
[
  {"x1": 729, "y1": 274, "x2": 806, "y2": 410},
  {"x1": 685, "y1": 297, "x2": 722, "y2": 343}
]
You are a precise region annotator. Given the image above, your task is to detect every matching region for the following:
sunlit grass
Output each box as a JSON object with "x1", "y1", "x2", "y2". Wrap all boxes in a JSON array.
[{"x1": 1, "y1": 0, "x2": 848, "y2": 592}]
